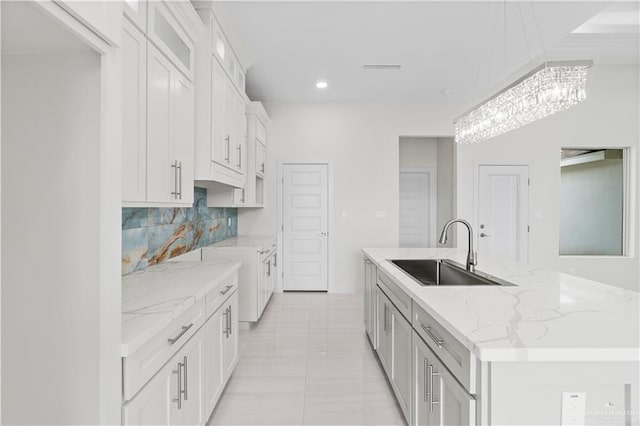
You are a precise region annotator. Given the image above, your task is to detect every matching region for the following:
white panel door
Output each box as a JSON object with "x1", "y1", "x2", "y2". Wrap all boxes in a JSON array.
[
  {"x1": 399, "y1": 169, "x2": 435, "y2": 247},
  {"x1": 282, "y1": 164, "x2": 328, "y2": 291},
  {"x1": 478, "y1": 165, "x2": 529, "y2": 263}
]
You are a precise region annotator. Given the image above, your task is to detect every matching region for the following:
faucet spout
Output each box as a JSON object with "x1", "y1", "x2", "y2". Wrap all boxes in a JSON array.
[{"x1": 439, "y1": 219, "x2": 477, "y2": 272}]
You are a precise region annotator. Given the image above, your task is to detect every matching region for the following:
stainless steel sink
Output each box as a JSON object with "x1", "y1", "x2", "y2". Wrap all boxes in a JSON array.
[{"x1": 390, "y1": 259, "x2": 515, "y2": 286}]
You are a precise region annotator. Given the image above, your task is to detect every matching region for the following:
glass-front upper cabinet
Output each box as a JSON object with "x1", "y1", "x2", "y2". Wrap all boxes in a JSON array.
[
  {"x1": 148, "y1": 1, "x2": 198, "y2": 81},
  {"x1": 123, "y1": 0, "x2": 147, "y2": 32}
]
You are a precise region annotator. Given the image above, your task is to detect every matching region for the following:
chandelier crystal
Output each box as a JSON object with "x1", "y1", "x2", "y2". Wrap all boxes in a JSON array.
[{"x1": 454, "y1": 61, "x2": 593, "y2": 144}]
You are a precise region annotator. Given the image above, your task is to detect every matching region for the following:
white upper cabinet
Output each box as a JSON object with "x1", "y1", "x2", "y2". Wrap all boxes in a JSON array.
[
  {"x1": 193, "y1": 6, "x2": 248, "y2": 190},
  {"x1": 55, "y1": 0, "x2": 122, "y2": 45},
  {"x1": 148, "y1": 1, "x2": 196, "y2": 81},
  {"x1": 122, "y1": 19, "x2": 147, "y2": 203},
  {"x1": 122, "y1": 0, "x2": 201, "y2": 206}
]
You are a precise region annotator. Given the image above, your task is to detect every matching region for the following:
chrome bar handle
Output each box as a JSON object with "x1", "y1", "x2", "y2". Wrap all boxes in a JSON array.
[
  {"x1": 237, "y1": 145, "x2": 242, "y2": 169},
  {"x1": 383, "y1": 304, "x2": 388, "y2": 332},
  {"x1": 226, "y1": 306, "x2": 231, "y2": 335},
  {"x1": 173, "y1": 362, "x2": 183, "y2": 409},
  {"x1": 429, "y1": 365, "x2": 440, "y2": 412},
  {"x1": 225, "y1": 136, "x2": 230, "y2": 162},
  {"x1": 267, "y1": 260, "x2": 271, "y2": 277},
  {"x1": 182, "y1": 356, "x2": 188, "y2": 401},
  {"x1": 228, "y1": 305, "x2": 232, "y2": 335},
  {"x1": 223, "y1": 308, "x2": 229, "y2": 338},
  {"x1": 168, "y1": 323, "x2": 193, "y2": 345},
  {"x1": 220, "y1": 284, "x2": 233, "y2": 295},
  {"x1": 171, "y1": 161, "x2": 178, "y2": 198},
  {"x1": 273, "y1": 254, "x2": 277, "y2": 268},
  {"x1": 420, "y1": 323, "x2": 445, "y2": 348},
  {"x1": 424, "y1": 358, "x2": 429, "y2": 402},
  {"x1": 178, "y1": 161, "x2": 182, "y2": 200},
  {"x1": 261, "y1": 162, "x2": 265, "y2": 173}
]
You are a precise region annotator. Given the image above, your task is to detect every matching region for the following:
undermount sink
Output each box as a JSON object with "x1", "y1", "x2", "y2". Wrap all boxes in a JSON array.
[{"x1": 390, "y1": 259, "x2": 515, "y2": 287}]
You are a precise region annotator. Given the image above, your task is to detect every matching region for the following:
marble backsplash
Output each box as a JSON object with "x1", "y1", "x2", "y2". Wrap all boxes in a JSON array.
[{"x1": 122, "y1": 187, "x2": 237, "y2": 274}]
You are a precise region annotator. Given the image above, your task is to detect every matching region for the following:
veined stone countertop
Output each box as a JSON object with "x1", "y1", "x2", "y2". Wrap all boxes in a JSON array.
[
  {"x1": 122, "y1": 260, "x2": 241, "y2": 357},
  {"x1": 363, "y1": 248, "x2": 639, "y2": 362},
  {"x1": 205, "y1": 235, "x2": 276, "y2": 250}
]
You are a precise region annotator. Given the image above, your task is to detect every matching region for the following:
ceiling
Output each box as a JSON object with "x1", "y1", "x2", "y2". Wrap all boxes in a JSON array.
[{"x1": 220, "y1": 1, "x2": 639, "y2": 104}]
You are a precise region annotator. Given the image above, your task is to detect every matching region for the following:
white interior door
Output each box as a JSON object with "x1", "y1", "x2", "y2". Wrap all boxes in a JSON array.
[
  {"x1": 282, "y1": 164, "x2": 329, "y2": 291},
  {"x1": 399, "y1": 169, "x2": 436, "y2": 247},
  {"x1": 477, "y1": 165, "x2": 529, "y2": 263}
]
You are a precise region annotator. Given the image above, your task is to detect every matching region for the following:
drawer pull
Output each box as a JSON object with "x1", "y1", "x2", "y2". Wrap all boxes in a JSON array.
[
  {"x1": 220, "y1": 284, "x2": 234, "y2": 295},
  {"x1": 167, "y1": 323, "x2": 193, "y2": 345},
  {"x1": 420, "y1": 323, "x2": 445, "y2": 348}
]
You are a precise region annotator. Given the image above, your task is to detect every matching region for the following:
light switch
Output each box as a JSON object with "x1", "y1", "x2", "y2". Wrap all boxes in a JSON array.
[
  {"x1": 228, "y1": 217, "x2": 232, "y2": 226},
  {"x1": 561, "y1": 392, "x2": 586, "y2": 426}
]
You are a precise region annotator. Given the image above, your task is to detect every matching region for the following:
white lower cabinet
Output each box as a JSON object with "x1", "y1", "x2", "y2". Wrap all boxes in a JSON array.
[
  {"x1": 363, "y1": 258, "x2": 377, "y2": 346},
  {"x1": 123, "y1": 273, "x2": 239, "y2": 426},
  {"x1": 412, "y1": 330, "x2": 476, "y2": 426},
  {"x1": 122, "y1": 330, "x2": 205, "y2": 425},
  {"x1": 204, "y1": 289, "x2": 239, "y2": 417},
  {"x1": 376, "y1": 286, "x2": 411, "y2": 423}
]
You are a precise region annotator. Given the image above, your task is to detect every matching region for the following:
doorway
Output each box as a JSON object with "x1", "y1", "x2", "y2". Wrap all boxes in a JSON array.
[
  {"x1": 281, "y1": 163, "x2": 329, "y2": 291},
  {"x1": 477, "y1": 165, "x2": 529, "y2": 263},
  {"x1": 399, "y1": 168, "x2": 436, "y2": 247}
]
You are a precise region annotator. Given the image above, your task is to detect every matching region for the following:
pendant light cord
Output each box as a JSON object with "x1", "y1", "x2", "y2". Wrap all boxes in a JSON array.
[
  {"x1": 517, "y1": 1, "x2": 532, "y2": 63},
  {"x1": 529, "y1": 1, "x2": 549, "y2": 63},
  {"x1": 472, "y1": 2, "x2": 492, "y2": 106}
]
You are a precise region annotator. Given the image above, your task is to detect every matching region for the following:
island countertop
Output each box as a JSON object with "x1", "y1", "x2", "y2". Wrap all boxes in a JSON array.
[
  {"x1": 363, "y1": 248, "x2": 639, "y2": 362},
  {"x1": 122, "y1": 260, "x2": 241, "y2": 357}
]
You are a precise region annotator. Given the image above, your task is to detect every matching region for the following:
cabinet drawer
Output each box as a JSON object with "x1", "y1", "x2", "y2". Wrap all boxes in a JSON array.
[
  {"x1": 205, "y1": 272, "x2": 238, "y2": 318},
  {"x1": 377, "y1": 269, "x2": 411, "y2": 321},
  {"x1": 123, "y1": 299, "x2": 206, "y2": 401},
  {"x1": 412, "y1": 301, "x2": 477, "y2": 394}
]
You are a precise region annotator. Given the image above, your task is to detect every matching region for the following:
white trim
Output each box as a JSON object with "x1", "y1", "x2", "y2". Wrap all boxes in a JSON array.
[
  {"x1": 277, "y1": 161, "x2": 332, "y2": 293},
  {"x1": 399, "y1": 167, "x2": 438, "y2": 247}
]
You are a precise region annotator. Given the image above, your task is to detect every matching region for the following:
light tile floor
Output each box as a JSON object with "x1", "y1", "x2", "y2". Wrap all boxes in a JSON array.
[{"x1": 208, "y1": 292, "x2": 406, "y2": 426}]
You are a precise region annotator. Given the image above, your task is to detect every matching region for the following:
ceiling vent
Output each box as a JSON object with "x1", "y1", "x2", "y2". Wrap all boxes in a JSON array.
[{"x1": 362, "y1": 64, "x2": 402, "y2": 70}]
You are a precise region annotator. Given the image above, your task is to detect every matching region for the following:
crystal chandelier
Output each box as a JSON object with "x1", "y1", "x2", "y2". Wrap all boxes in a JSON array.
[{"x1": 454, "y1": 60, "x2": 592, "y2": 144}]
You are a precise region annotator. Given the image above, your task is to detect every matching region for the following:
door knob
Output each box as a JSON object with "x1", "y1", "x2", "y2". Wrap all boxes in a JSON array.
[
  {"x1": 480, "y1": 232, "x2": 491, "y2": 237},
  {"x1": 317, "y1": 232, "x2": 328, "y2": 237}
]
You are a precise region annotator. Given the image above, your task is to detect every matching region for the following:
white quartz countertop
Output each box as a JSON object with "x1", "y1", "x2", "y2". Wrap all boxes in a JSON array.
[
  {"x1": 122, "y1": 260, "x2": 241, "y2": 357},
  {"x1": 363, "y1": 248, "x2": 639, "y2": 362},
  {"x1": 205, "y1": 235, "x2": 276, "y2": 250}
]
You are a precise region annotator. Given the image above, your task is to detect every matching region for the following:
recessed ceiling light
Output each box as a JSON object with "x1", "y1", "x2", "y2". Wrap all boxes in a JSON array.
[
  {"x1": 362, "y1": 64, "x2": 402, "y2": 70},
  {"x1": 316, "y1": 81, "x2": 328, "y2": 89}
]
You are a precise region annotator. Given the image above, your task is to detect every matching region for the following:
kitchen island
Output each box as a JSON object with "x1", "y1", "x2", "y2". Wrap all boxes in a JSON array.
[{"x1": 363, "y1": 247, "x2": 639, "y2": 426}]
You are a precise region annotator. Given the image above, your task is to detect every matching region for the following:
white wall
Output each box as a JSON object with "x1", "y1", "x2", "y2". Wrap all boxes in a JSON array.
[
  {"x1": 456, "y1": 64, "x2": 639, "y2": 291},
  {"x1": 2, "y1": 53, "x2": 103, "y2": 424},
  {"x1": 436, "y1": 137, "x2": 456, "y2": 247},
  {"x1": 399, "y1": 137, "x2": 438, "y2": 168},
  {"x1": 238, "y1": 103, "x2": 459, "y2": 292}
]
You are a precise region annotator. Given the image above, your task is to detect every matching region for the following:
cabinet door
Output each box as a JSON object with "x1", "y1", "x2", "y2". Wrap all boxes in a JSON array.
[
  {"x1": 210, "y1": 57, "x2": 228, "y2": 168},
  {"x1": 413, "y1": 331, "x2": 431, "y2": 426},
  {"x1": 147, "y1": 43, "x2": 174, "y2": 203},
  {"x1": 122, "y1": 358, "x2": 178, "y2": 425},
  {"x1": 122, "y1": 19, "x2": 147, "y2": 203},
  {"x1": 204, "y1": 308, "x2": 224, "y2": 418},
  {"x1": 391, "y1": 308, "x2": 412, "y2": 422},
  {"x1": 222, "y1": 293, "x2": 239, "y2": 379},
  {"x1": 430, "y1": 362, "x2": 476, "y2": 426},
  {"x1": 368, "y1": 263, "x2": 377, "y2": 346},
  {"x1": 234, "y1": 92, "x2": 246, "y2": 174},
  {"x1": 182, "y1": 331, "x2": 205, "y2": 426},
  {"x1": 255, "y1": 141, "x2": 266, "y2": 178},
  {"x1": 173, "y1": 71, "x2": 194, "y2": 205},
  {"x1": 413, "y1": 331, "x2": 476, "y2": 426},
  {"x1": 376, "y1": 288, "x2": 392, "y2": 376},
  {"x1": 223, "y1": 80, "x2": 236, "y2": 170}
]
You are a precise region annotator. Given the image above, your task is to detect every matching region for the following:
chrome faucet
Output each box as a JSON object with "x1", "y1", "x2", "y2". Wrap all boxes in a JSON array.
[{"x1": 439, "y1": 219, "x2": 477, "y2": 272}]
